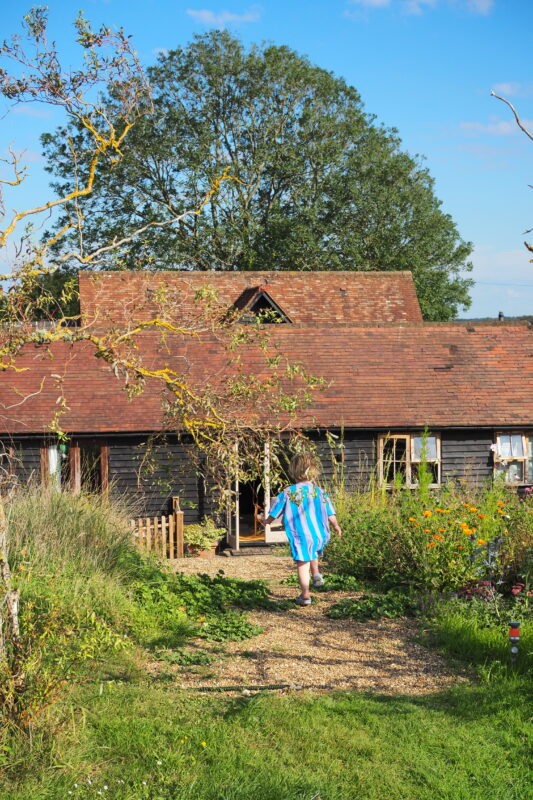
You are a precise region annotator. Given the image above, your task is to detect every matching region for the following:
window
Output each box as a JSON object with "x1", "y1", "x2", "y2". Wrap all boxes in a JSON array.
[
  {"x1": 239, "y1": 291, "x2": 290, "y2": 324},
  {"x1": 493, "y1": 433, "x2": 533, "y2": 485},
  {"x1": 379, "y1": 433, "x2": 441, "y2": 487}
]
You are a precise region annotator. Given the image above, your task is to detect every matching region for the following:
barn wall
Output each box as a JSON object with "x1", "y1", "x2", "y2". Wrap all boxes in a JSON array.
[
  {"x1": 441, "y1": 430, "x2": 494, "y2": 485},
  {"x1": 107, "y1": 435, "x2": 204, "y2": 522}
]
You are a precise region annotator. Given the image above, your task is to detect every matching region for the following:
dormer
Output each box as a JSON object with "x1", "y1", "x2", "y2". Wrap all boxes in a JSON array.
[{"x1": 234, "y1": 285, "x2": 292, "y2": 324}]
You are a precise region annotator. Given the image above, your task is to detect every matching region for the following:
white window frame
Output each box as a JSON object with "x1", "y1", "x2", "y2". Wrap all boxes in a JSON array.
[
  {"x1": 493, "y1": 432, "x2": 533, "y2": 485},
  {"x1": 378, "y1": 433, "x2": 441, "y2": 488}
]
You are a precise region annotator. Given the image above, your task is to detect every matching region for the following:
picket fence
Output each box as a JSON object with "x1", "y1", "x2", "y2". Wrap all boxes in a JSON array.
[{"x1": 130, "y1": 496, "x2": 184, "y2": 559}]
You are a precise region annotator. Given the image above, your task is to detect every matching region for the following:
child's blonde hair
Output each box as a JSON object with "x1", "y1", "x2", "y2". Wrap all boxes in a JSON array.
[{"x1": 289, "y1": 453, "x2": 319, "y2": 484}]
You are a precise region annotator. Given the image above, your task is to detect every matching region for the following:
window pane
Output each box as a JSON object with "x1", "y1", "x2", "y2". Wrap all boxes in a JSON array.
[
  {"x1": 411, "y1": 462, "x2": 439, "y2": 485},
  {"x1": 413, "y1": 435, "x2": 437, "y2": 461},
  {"x1": 511, "y1": 434, "x2": 524, "y2": 457},
  {"x1": 496, "y1": 460, "x2": 524, "y2": 484},
  {"x1": 528, "y1": 438, "x2": 533, "y2": 482},
  {"x1": 382, "y1": 438, "x2": 407, "y2": 484},
  {"x1": 498, "y1": 435, "x2": 512, "y2": 459}
]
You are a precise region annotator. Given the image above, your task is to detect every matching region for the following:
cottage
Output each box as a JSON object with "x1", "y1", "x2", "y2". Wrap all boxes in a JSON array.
[{"x1": 1, "y1": 270, "x2": 532, "y2": 551}]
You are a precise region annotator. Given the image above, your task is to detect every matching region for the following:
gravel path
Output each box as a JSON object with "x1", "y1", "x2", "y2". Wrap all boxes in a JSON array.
[{"x1": 157, "y1": 555, "x2": 467, "y2": 694}]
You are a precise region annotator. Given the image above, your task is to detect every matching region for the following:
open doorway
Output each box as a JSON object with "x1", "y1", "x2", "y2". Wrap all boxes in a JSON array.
[{"x1": 238, "y1": 479, "x2": 265, "y2": 543}]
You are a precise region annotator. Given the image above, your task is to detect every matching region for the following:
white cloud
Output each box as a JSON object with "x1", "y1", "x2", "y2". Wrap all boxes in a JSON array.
[
  {"x1": 460, "y1": 116, "x2": 533, "y2": 136},
  {"x1": 491, "y1": 81, "x2": 533, "y2": 98},
  {"x1": 467, "y1": 0, "x2": 494, "y2": 13},
  {"x1": 348, "y1": 0, "x2": 391, "y2": 7},
  {"x1": 186, "y1": 6, "x2": 261, "y2": 26},
  {"x1": 346, "y1": 0, "x2": 495, "y2": 15},
  {"x1": 467, "y1": 245, "x2": 533, "y2": 317},
  {"x1": 11, "y1": 104, "x2": 50, "y2": 119},
  {"x1": 403, "y1": 0, "x2": 437, "y2": 14}
]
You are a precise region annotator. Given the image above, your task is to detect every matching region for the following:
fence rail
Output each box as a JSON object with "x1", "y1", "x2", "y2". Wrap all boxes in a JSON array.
[{"x1": 130, "y1": 496, "x2": 184, "y2": 559}]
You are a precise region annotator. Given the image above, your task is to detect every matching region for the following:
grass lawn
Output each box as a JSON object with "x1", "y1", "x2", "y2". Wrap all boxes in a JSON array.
[{"x1": 4, "y1": 669, "x2": 532, "y2": 800}]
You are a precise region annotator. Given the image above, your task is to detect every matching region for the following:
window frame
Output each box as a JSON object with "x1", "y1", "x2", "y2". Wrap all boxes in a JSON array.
[
  {"x1": 378, "y1": 432, "x2": 441, "y2": 488},
  {"x1": 493, "y1": 431, "x2": 533, "y2": 485}
]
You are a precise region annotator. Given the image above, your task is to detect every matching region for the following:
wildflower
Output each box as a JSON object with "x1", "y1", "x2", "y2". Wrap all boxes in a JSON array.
[
  {"x1": 469, "y1": 507, "x2": 478, "y2": 513},
  {"x1": 157, "y1": 760, "x2": 162, "y2": 765},
  {"x1": 104, "y1": 786, "x2": 108, "y2": 791},
  {"x1": 423, "y1": 528, "x2": 431, "y2": 533},
  {"x1": 201, "y1": 741, "x2": 207, "y2": 747},
  {"x1": 477, "y1": 538, "x2": 487, "y2": 546},
  {"x1": 423, "y1": 510, "x2": 432, "y2": 517},
  {"x1": 433, "y1": 534, "x2": 443, "y2": 540},
  {"x1": 462, "y1": 503, "x2": 470, "y2": 508},
  {"x1": 477, "y1": 513, "x2": 485, "y2": 519},
  {"x1": 457, "y1": 545, "x2": 463, "y2": 550},
  {"x1": 435, "y1": 508, "x2": 443, "y2": 512},
  {"x1": 463, "y1": 528, "x2": 472, "y2": 535},
  {"x1": 409, "y1": 517, "x2": 417, "y2": 522},
  {"x1": 426, "y1": 542, "x2": 436, "y2": 548},
  {"x1": 497, "y1": 500, "x2": 505, "y2": 506},
  {"x1": 438, "y1": 527, "x2": 445, "y2": 532},
  {"x1": 180, "y1": 739, "x2": 185, "y2": 743},
  {"x1": 497, "y1": 508, "x2": 506, "y2": 515}
]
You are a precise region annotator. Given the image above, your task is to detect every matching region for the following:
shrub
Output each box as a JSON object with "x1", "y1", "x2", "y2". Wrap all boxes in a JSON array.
[
  {"x1": 183, "y1": 518, "x2": 225, "y2": 553},
  {"x1": 325, "y1": 482, "x2": 533, "y2": 593}
]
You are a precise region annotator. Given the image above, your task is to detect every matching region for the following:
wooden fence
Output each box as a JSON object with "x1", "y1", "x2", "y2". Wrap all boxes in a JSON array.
[{"x1": 131, "y1": 496, "x2": 184, "y2": 559}]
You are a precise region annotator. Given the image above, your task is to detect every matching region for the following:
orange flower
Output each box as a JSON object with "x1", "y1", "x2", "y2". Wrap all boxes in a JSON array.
[
  {"x1": 477, "y1": 513, "x2": 485, "y2": 519},
  {"x1": 463, "y1": 528, "x2": 473, "y2": 535},
  {"x1": 423, "y1": 528, "x2": 431, "y2": 533},
  {"x1": 497, "y1": 500, "x2": 505, "y2": 507},
  {"x1": 477, "y1": 538, "x2": 487, "y2": 546},
  {"x1": 438, "y1": 528, "x2": 445, "y2": 533},
  {"x1": 497, "y1": 508, "x2": 506, "y2": 515},
  {"x1": 426, "y1": 542, "x2": 436, "y2": 548},
  {"x1": 409, "y1": 517, "x2": 417, "y2": 523},
  {"x1": 433, "y1": 534, "x2": 443, "y2": 540},
  {"x1": 469, "y1": 507, "x2": 478, "y2": 513},
  {"x1": 423, "y1": 510, "x2": 432, "y2": 517},
  {"x1": 435, "y1": 508, "x2": 443, "y2": 512},
  {"x1": 462, "y1": 503, "x2": 470, "y2": 508},
  {"x1": 457, "y1": 545, "x2": 463, "y2": 550}
]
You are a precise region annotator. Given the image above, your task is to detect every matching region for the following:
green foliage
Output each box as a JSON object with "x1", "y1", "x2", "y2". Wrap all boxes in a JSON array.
[
  {"x1": 326, "y1": 591, "x2": 418, "y2": 621},
  {"x1": 423, "y1": 596, "x2": 533, "y2": 674},
  {"x1": 154, "y1": 647, "x2": 216, "y2": 666},
  {"x1": 4, "y1": 678, "x2": 533, "y2": 800},
  {"x1": 281, "y1": 572, "x2": 360, "y2": 591},
  {"x1": 199, "y1": 612, "x2": 263, "y2": 642},
  {"x1": 43, "y1": 31, "x2": 473, "y2": 320},
  {"x1": 1, "y1": 489, "x2": 275, "y2": 728},
  {"x1": 326, "y1": 480, "x2": 533, "y2": 593},
  {"x1": 183, "y1": 518, "x2": 225, "y2": 552}
]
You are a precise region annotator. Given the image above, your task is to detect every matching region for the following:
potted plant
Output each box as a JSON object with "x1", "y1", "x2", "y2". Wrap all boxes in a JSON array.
[{"x1": 183, "y1": 518, "x2": 225, "y2": 558}]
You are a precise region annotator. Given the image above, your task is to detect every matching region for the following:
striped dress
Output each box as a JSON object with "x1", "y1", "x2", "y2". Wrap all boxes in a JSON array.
[{"x1": 268, "y1": 481, "x2": 336, "y2": 562}]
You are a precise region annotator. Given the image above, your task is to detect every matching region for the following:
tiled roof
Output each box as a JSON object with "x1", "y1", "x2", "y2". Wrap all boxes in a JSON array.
[
  {"x1": 79, "y1": 270, "x2": 423, "y2": 327},
  {"x1": 1, "y1": 321, "x2": 532, "y2": 434}
]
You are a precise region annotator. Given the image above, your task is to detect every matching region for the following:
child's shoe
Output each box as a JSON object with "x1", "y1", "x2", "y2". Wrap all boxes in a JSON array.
[
  {"x1": 294, "y1": 595, "x2": 312, "y2": 606},
  {"x1": 312, "y1": 573, "x2": 325, "y2": 588}
]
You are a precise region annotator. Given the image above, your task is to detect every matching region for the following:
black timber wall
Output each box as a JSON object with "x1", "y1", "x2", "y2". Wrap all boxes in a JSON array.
[
  {"x1": 107, "y1": 435, "x2": 210, "y2": 522},
  {"x1": 314, "y1": 431, "x2": 375, "y2": 490},
  {"x1": 441, "y1": 430, "x2": 493, "y2": 485}
]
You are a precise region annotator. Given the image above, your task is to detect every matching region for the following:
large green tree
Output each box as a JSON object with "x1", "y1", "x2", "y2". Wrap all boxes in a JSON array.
[{"x1": 43, "y1": 31, "x2": 473, "y2": 320}]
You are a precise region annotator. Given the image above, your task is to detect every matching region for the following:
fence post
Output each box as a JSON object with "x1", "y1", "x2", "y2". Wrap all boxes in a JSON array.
[{"x1": 172, "y1": 496, "x2": 184, "y2": 558}]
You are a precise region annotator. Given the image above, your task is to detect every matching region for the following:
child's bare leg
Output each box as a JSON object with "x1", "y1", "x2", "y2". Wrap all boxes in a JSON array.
[
  {"x1": 296, "y1": 560, "x2": 311, "y2": 599},
  {"x1": 310, "y1": 558, "x2": 320, "y2": 577}
]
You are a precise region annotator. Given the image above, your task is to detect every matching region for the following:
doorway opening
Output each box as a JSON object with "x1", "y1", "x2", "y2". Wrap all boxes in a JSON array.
[{"x1": 238, "y1": 480, "x2": 265, "y2": 543}]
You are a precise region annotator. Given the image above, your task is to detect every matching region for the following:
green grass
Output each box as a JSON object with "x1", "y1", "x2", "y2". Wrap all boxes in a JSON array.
[{"x1": 2, "y1": 674, "x2": 532, "y2": 800}]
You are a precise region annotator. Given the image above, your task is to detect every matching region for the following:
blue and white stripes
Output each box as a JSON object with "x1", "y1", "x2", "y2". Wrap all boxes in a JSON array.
[{"x1": 268, "y1": 481, "x2": 335, "y2": 562}]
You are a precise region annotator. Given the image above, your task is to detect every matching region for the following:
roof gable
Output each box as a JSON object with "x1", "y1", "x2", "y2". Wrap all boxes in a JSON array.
[{"x1": 79, "y1": 270, "x2": 423, "y2": 328}]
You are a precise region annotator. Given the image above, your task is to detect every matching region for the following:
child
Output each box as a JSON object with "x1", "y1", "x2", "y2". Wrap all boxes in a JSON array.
[{"x1": 262, "y1": 453, "x2": 342, "y2": 606}]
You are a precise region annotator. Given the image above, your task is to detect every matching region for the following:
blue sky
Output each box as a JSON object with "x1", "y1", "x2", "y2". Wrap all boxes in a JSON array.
[{"x1": 2, "y1": 0, "x2": 532, "y2": 317}]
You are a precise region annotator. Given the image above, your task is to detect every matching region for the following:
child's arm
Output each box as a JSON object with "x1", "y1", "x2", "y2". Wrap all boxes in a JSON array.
[{"x1": 328, "y1": 514, "x2": 342, "y2": 537}]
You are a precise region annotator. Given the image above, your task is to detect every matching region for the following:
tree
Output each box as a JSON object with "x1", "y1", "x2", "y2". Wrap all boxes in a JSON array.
[
  {"x1": 42, "y1": 31, "x2": 473, "y2": 321},
  {"x1": 0, "y1": 10, "x2": 319, "y2": 725}
]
